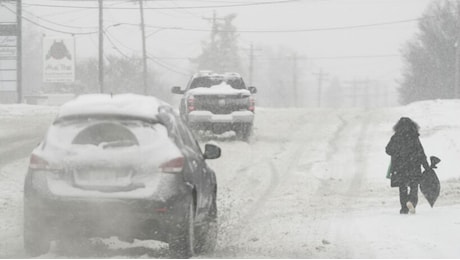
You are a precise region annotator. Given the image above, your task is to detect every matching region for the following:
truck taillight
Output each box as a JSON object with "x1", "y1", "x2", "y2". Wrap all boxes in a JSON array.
[
  {"x1": 249, "y1": 97, "x2": 255, "y2": 112},
  {"x1": 160, "y1": 157, "x2": 184, "y2": 173},
  {"x1": 29, "y1": 154, "x2": 49, "y2": 170},
  {"x1": 187, "y1": 96, "x2": 195, "y2": 111}
]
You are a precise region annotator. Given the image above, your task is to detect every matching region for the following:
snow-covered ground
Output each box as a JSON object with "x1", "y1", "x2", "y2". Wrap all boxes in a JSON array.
[{"x1": 1, "y1": 100, "x2": 460, "y2": 258}]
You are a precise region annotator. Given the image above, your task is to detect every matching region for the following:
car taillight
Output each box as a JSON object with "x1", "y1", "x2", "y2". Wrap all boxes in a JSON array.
[
  {"x1": 249, "y1": 97, "x2": 255, "y2": 112},
  {"x1": 187, "y1": 96, "x2": 195, "y2": 112},
  {"x1": 160, "y1": 157, "x2": 184, "y2": 173},
  {"x1": 29, "y1": 153, "x2": 49, "y2": 170}
]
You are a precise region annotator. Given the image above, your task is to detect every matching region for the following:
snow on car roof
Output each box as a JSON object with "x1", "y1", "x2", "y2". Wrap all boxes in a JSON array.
[{"x1": 56, "y1": 93, "x2": 170, "y2": 121}]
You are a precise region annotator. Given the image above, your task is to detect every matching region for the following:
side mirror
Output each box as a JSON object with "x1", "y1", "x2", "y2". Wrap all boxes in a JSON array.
[
  {"x1": 430, "y1": 156, "x2": 441, "y2": 169},
  {"x1": 203, "y1": 143, "x2": 221, "y2": 160},
  {"x1": 171, "y1": 86, "x2": 184, "y2": 94},
  {"x1": 248, "y1": 86, "x2": 257, "y2": 94}
]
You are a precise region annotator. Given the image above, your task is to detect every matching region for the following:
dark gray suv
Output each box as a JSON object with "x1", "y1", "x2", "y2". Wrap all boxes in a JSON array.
[{"x1": 23, "y1": 94, "x2": 221, "y2": 258}]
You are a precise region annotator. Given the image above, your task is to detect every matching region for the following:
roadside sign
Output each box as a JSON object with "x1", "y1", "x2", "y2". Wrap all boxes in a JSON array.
[
  {"x1": 43, "y1": 36, "x2": 75, "y2": 83},
  {"x1": 0, "y1": 25, "x2": 17, "y2": 92}
]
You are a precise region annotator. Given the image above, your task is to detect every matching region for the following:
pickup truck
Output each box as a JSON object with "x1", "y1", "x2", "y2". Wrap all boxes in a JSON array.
[{"x1": 171, "y1": 71, "x2": 257, "y2": 141}]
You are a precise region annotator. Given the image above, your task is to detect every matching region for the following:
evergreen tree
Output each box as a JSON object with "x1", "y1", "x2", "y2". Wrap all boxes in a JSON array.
[
  {"x1": 193, "y1": 13, "x2": 241, "y2": 73},
  {"x1": 400, "y1": 0, "x2": 460, "y2": 104}
]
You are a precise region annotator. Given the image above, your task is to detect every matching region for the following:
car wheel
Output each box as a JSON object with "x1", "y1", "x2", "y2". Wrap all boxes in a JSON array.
[
  {"x1": 24, "y1": 201, "x2": 51, "y2": 257},
  {"x1": 57, "y1": 236, "x2": 91, "y2": 256},
  {"x1": 194, "y1": 193, "x2": 218, "y2": 254},
  {"x1": 169, "y1": 201, "x2": 195, "y2": 258},
  {"x1": 237, "y1": 123, "x2": 253, "y2": 141}
]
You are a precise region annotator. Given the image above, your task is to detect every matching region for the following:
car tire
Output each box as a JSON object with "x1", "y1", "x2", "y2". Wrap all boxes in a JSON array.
[
  {"x1": 169, "y1": 201, "x2": 195, "y2": 258},
  {"x1": 237, "y1": 123, "x2": 253, "y2": 141},
  {"x1": 57, "y1": 236, "x2": 91, "y2": 256},
  {"x1": 24, "y1": 201, "x2": 51, "y2": 257},
  {"x1": 194, "y1": 193, "x2": 218, "y2": 254}
]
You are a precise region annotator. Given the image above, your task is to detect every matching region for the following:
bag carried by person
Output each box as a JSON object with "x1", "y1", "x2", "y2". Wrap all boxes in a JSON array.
[
  {"x1": 386, "y1": 161, "x2": 392, "y2": 179},
  {"x1": 386, "y1": 160, "x2": 402, "y2": 187},
  {"x1": 420, "y1": 156, "x2": 441, "y2": 207}
]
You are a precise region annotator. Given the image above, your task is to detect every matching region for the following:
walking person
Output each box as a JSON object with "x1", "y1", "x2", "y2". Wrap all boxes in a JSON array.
[{"x1": 385, "y1": 117, "x2": 430, "y2": 214}]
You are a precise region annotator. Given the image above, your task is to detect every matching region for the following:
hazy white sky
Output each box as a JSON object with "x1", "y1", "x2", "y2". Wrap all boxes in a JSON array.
[{"x1": 4, "y1": 0, "x2": 434, "y2": 83}]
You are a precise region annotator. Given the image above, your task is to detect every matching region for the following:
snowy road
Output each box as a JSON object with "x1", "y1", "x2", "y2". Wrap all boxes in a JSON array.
[{"x1": 1, "y1": 102, "x2": 460, "y2": 258}]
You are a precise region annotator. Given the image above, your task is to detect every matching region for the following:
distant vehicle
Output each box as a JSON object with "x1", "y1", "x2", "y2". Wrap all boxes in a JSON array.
[
  {"x1": 23, "y1": 93, "x2": 221, "y2": 258},
  {"x1": 172, "y1": 71, "x2": 257, "y2": 141}
]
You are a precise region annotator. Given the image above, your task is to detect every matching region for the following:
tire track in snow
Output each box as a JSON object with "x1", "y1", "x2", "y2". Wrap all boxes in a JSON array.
[
  {"x1": 299, "y1": 113, "x2": 353, "y2": 258},
  {"x1": 214, "y1": 112, "x2": 319, "y2": 256},
  {"x1": 297, "y1": 111, "x2": 380, "y2": 258},
  {"x1": 235, "y1": 112, "x2": 315, "y2": 224}
]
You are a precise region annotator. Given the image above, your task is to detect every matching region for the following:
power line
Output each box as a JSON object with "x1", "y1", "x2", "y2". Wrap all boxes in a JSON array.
[
  {"x1": 147, "y1": 56, "x2": 191, "y2": 76},
  {"x1": 108, "y1": 16, "x2": 424, "y2": 34},
  {"x1": 10, "y1": 2, "x2": 428, "y2": 35},
  {"x1": 21, "y1": 8, "x2": 98, "y2": 30},
  {"x1": 0, "y1": 3, "x2": 98, "y2": 35},
  {"x1": 104, "y1": 31, "x2": 132, "y2": 59},
  {"x1": 102, "y1": 29, "x2": 191, "y2": 76},
  {"x1": 145, "y1": 54, "x2": 401, "y2": 60},
  {"x1": 140, "y1": 18, "x2": 422, "y2": 33},
  {"x1": 303, "y1": 54, "x2": 401, "y2": 60},
  {"x1": 21, "y1": 0, "x2": 299, "y2": 10},
  {"x1": 36, "y1": 0, "x2": 128, "y2": 18},
  {"x1": 29, "y1": 0, "x2": 279, "y2": 2}
]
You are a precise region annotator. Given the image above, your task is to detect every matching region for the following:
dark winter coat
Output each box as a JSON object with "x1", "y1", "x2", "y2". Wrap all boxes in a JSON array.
[{"x1": 386, "y1": 130, "x2": 428, "y2": 186}]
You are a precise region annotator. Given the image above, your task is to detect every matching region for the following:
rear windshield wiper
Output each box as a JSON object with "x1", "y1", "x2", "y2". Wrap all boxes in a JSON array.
[{"x1": 100, "y1": 140, "x2": 138, "y2": 149}]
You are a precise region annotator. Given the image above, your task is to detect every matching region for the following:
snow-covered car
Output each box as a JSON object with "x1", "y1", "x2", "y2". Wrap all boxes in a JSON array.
[
  {"x1": 171, "y1": 71, "x2": 257, "y2": 140},
  {"x1": 23, "y1": 93, "x2": 221, "y2": 258}
]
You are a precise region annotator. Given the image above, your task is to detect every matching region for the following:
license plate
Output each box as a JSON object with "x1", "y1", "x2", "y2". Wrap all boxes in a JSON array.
[{"x1": 74, "y1": 169, "x2": 132, "y2": 187}]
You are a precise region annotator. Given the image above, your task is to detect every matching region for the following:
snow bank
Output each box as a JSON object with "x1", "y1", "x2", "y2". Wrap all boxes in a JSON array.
[
  {"x1": 373, "y1": 99, "x2": 460, "y2": 181},
  {"x1": 0, "y1": 104, "x2": 58, "y2": 119}
]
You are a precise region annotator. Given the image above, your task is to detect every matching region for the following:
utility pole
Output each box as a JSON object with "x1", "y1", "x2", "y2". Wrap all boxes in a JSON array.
[
  {"x1": 249, "y1": 43, "x2": 254, "y2": 86},
  {"x1": 203, "y1": 10, "x2": 226, "y2": 71},
  {"x1": 292, "y1": 52, "x2": 298, "y2": 107},
  {"x1": 203, "y1": 11, "x2": 220, "y2": 48},
  {"x1": 98, "y1": 0, "x2": 104, "y2": 93},
  {"x1": 455, "y1": 40, "x2": 459, "y2": 98},
  {"x1": 139, "y1": 0, "x2": 148, "y2": 95},
  {"x1": 344, "y1": 79, "x2": 357, "y2": 107},
  {"x1": 244, "y1": 43, "x2": 261, "y2": 86},
  {"x1": 363, "y1": 78, "x2": 370, "y2": 108},
  {"x1": 16, "y1": 0, "x2": 22, "y2": 103},
  {"x1": 313, "y1": 69, "x2": 328, "y2": 108},
  {"x1": 345, "y1": 78, "x2": 369, "y2": 107},
  {"x1": 456, "y1": 2, "x2": 460, "y2": 99}
]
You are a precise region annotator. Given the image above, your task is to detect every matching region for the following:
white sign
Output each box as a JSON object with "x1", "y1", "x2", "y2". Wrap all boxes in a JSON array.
[
  {"x1": 43, "y1": 36, "x2": 75, "y2": 83},
  {"x1": 0, "y1": 36, "x2": 17, "y2": 47},
  {"x1": 0, "y1": 81, "x2": 16, "y2": 91},
  {"x1": 0, "y1": 47, "x2": 16, "y2": 58}
]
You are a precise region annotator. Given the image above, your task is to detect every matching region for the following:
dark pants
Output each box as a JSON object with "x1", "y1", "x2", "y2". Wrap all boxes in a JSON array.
[{"x1": 399, "y1": 182, "x2": 419, "y2": 212}]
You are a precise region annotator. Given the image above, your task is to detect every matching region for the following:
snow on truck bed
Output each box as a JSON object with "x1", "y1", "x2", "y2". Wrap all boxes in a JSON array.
[{"x1": 187, "y1": 82, "x2": 251, "y2": 96}]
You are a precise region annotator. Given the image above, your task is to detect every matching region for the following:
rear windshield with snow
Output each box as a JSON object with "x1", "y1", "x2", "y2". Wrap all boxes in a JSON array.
[
  {"x1": 190, "y1": 76, "x2": 246, "y2": 89},
  {"x1": 46, "y1": 117, "x2": 168, "y2": 148}
]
